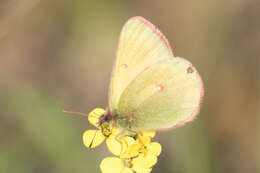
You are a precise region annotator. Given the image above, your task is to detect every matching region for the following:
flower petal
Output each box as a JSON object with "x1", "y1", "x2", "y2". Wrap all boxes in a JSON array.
[
  {"x1": 88, "y1": 108, "x2": 105, "y2": 127},
  {"x1": 121, "y1": 136, "x2": 136, "y2": 152},
  {"x1": 147, "y1": 142, "x2": 162, "y2": 156},
  {"x1": 121, "y1": 143, "x2": 140, "y2": 158},
  {"x1": 139, "y1": 136, "x2": 151, "y2": 146},
  {"x1": 122, "y1": 136, "x2": 136, "y2": 145},
  {"x1": 82, "y1": 130, "x2": 105, "y2": 148},
  {"x1": 132, "y1": 166, "x2": 152, "y2": 173},
  {"x1": 100, "y1": 157, "x2": 123, "y2": 173},
  {"x1": 142, "y1": 131, "x2": 156, "y2": 138},
  {"x1": 106, "y1": 136, "x2": 123, "y2": 156},
  {"x1": 132, "y1": 154, "x2": 157, "y2": 168},
  {"x1": 121, "y1": 167, "x2": 134, "y2": 173},
  {"x1": 111, "y1": 127, "x2": 120, "y2": 136}
]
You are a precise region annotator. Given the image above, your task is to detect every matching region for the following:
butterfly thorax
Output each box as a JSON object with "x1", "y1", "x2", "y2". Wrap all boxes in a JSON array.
[
  {"x1": 98, "y1": 109, "x2": 121, "y2": 128},
  {"x1": 99, "y1": 108, "x2": 131, "y2": 131}
]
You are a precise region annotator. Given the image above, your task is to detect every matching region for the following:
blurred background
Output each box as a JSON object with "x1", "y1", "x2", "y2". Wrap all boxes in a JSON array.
[{"x1": 0, "y1": 0, "x2": 259, "y2": 173}]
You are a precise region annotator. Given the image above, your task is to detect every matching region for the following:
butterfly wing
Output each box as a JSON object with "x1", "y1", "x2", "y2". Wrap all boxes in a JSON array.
[
  {"x1": 109, "y1": 16, "x2": 173, "y2": 114},
  {"x1": 116, "y1": 57, "x2": 204, "y2": 131}
]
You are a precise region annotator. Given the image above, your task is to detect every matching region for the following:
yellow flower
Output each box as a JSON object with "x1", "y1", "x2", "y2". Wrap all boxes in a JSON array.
[
  {"x1": 82, "y1": 108, "x2": 124, "y2": 155},
  {"x1": 100, "y1": 156, "x2": 155, "y2": 173},
  {"x1": 99, "y1": 130, "x2": 161, "y2": 173},
  {"x1": 121, "y1": 130, "x2": 161, "y2": 159}
]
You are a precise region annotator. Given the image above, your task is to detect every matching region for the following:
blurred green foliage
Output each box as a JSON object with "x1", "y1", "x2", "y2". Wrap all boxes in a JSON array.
[
  {"x1": 0, "y1": 0, "x2": 259, "y2": 173},
  {"x1": 1, "y1": 87, "x2": 100, "y2": 172}
]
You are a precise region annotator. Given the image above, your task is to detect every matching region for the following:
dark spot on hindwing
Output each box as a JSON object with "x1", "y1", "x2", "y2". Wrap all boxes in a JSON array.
[
  {"x1": 121, "y1": 64, "x2": 128, "y2": 69},
  {"x1": 187, "y1": 66, "x2": 194, "y2": 73}
]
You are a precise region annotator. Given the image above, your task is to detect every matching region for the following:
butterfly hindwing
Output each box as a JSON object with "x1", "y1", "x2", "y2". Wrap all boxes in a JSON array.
[{"x1": 116, "y1": 57, "x2": 203, "y2": 131}]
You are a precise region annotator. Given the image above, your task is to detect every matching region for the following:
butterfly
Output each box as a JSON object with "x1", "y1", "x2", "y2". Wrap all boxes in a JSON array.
[{"x1": 65, "y1": 16, "x2": 204, "y2": 132}]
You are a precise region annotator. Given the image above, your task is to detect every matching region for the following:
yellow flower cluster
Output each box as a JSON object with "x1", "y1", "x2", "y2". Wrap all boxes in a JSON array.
[{"x1": 82, "y1": 108, "x2": 162, "y2": 173}]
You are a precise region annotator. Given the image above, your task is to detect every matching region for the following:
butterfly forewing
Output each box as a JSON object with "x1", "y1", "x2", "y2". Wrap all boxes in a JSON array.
[
  {"x1": 116, "y1": 57, "x2": 203, "y2": 131},
  {"x1": 109, "y1": 17, "x2": 173, "y2": 114}
]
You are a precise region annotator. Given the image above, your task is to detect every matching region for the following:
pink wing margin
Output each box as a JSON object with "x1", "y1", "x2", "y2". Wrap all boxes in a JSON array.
[
  {"x1": 108, "y1": 16, "x2": 174, "y2": 108},
  {"x1": 158, "y1": 57, "x2": 204, "y2": 131},
  {"x1": 134, "y1": 16, "x2": 173, "y2": 57}
]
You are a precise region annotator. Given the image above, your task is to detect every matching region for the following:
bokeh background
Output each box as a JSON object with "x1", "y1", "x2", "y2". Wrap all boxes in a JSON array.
[{"x1": 0, "y1": 0, "x2": 259, "y2": 173}]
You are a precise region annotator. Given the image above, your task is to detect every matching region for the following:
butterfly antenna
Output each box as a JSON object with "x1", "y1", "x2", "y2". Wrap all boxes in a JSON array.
[
  {"x1": 88, "y1": 130, "x2": 98, "y2": 149},
  {"x1": 63, "y1": 109, "x2": 89, "y2": 117}
]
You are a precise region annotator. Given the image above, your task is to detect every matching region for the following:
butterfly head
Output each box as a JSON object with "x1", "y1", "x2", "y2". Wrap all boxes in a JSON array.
[{"x1": 98, "y1": 109, "x2": 113, "y2": 126}]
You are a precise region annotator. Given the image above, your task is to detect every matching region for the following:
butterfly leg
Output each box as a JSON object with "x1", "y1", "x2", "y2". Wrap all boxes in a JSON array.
[
  {"x1": 136, "y1": 131, "x2": 145, "y2": 145},
  {"x1": 114, "y1": 129, "x2": 127, "y2": 155},
  {"x1": 128, "y1": 110, "x2": 136, "y2": 122}
]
